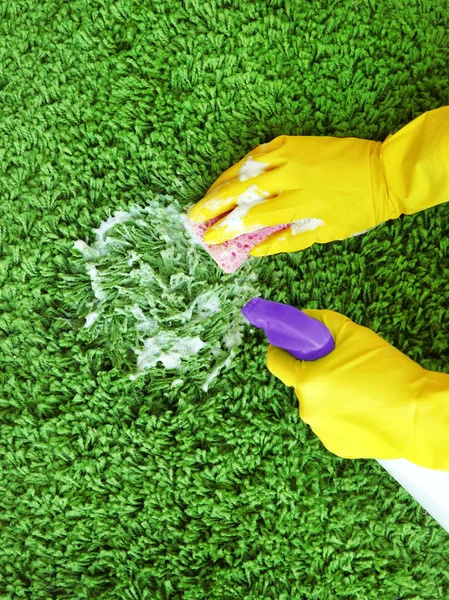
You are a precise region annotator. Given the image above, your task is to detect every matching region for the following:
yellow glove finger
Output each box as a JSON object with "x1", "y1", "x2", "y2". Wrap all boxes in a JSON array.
[
  {"x1": 189, "y1": 167, "x2": 291, "y2": 226},
  {"x1": 203, "y1": 189, "x2": 327, "y2": 245},
  {"x1": 250, "y1": 224, "x2": 326, "y2": 257},
  {"x1": 267, "y1": 345, "x2": 300, "y2": 387},
  {"x1": 189, "y1": 141, "x2": 289, "y2": 224},
  {"x1": 202, "y1": 157, "x2": 265, "y2": 202},
  {"x1": 190, "y1": 108, "x2": 449, "y2": 259},
  {"x1": 205, "y1": 136, "x2": 287, "y2": 197},
  {"x1": 189, "y1": 173, "x2": 277, "y2": 225}
]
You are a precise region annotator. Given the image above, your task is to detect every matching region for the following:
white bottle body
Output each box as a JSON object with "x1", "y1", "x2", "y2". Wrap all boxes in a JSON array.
[{"x1": 378, "y1": 458, "x2": 449, "y2": 533}]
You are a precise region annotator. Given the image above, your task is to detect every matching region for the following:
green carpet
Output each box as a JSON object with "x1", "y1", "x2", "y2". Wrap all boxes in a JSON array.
[{"x1": 2, "y1": 0, "x2": 449, "y2": 598}]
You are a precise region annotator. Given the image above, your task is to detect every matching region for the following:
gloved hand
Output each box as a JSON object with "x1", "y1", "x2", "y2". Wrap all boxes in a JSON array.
[
  {"x1": 189, "y1": 106, "x2": 449, "y2": 256},
  {"x1": 267, "y1": 309, "x2": 449, "y2": 471}
]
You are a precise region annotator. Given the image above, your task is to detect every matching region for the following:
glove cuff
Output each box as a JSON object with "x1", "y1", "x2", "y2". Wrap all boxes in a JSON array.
[{"x1": 380, "y1": 107, "x2": 449, "y2": 217}]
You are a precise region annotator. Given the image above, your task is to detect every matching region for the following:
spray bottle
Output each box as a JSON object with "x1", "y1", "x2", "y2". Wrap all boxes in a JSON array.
[
  {"x1": 241, "y1": 296, "x2": 449, "y2": 535},
  {"x1": 241, "y1": 297, "x2": 334, "y2": 360}
]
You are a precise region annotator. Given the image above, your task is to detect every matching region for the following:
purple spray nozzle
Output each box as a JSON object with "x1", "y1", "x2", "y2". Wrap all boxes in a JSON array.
[{"x1": 241, "y1": 298, "x2": 335, "y2": 361}]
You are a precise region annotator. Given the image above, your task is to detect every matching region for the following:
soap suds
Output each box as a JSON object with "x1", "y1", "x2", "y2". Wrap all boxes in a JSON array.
[
  {"x1": 74, "y1": 240, "x2": 90, "y2": 254},
  {"x1": 127, "y1": 251, "x2": 140, "y2": 266},
  {"x1": 73, "y1": 198, "x2": 259, "y2": 388},
  {"x1": 238, "y1": 157, "x2": 269, "y2": 182},
  {"x1": 291, "y1": 218, "x2": 325, "y2": 235},
  {"x1": 350, "y1": 227, "x2": 374, "y2": 238},
  {"x1": 94, "y1": 208, "x2": 140, "y2": 244},
  {"x1": 201, "y1": 184, "x2": 270, "y2": 226},
  {"x1": 84, "y1": 311, "x2": 99, "y2": 328},
  {"x1": 129, "y1": 304, "x2": 157, "y2": 332},
  {"x1": 223, "y1": 327, "x2": 243, "y2": 349},
  {"x1": 195, "y1": 291, "x2": 222, "y2": 317},
  {"x1": 202, "y1": 350, "x2": 235, "y2": 392},
  {"x1": 214, "y1": 184, "x2": 270, "y2": 236},
  {"x1": 86, "y1": 264, "x2": 106, "y2": 301},
  {"x1": 132, "y1": 333, "x2": 207, "y2": 376}
]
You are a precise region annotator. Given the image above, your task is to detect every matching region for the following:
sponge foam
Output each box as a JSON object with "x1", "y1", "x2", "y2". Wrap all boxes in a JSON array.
[{"x1": 184, "y1": 214, "x2": 288, "y2": 273}]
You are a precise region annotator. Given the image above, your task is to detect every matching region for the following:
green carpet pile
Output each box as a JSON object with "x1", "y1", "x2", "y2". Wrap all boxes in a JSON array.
[{"x1": 2, "y1": 1, "x2": 449, "y2": 598}]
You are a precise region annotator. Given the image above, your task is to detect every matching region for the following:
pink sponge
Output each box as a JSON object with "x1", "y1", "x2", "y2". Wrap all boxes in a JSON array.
[{"x1": 184, "y1": 214, "x2": 288, "y2": 273}]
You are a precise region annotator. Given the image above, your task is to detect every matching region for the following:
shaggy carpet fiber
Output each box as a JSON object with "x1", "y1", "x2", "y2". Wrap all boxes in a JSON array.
[{"x1": 1, "y1": 1, "x2": 449, "y2": 598}]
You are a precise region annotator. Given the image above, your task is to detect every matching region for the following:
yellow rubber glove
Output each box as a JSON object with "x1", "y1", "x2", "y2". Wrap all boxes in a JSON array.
[
  {"x1": 189, "y1": 107, "x2": 449, "y2": 256},
  {"x1": 267, "y1": 310, "x2": 449, "y2": 471}
]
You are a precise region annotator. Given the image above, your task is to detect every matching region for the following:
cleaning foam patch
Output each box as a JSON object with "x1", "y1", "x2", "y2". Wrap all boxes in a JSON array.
[
  {"x1": 131, "y1": 333, "x2": 207, "y2": 375},
  {"x1": 71, "y1": 196, "x2": 261, "y2": 387}
]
